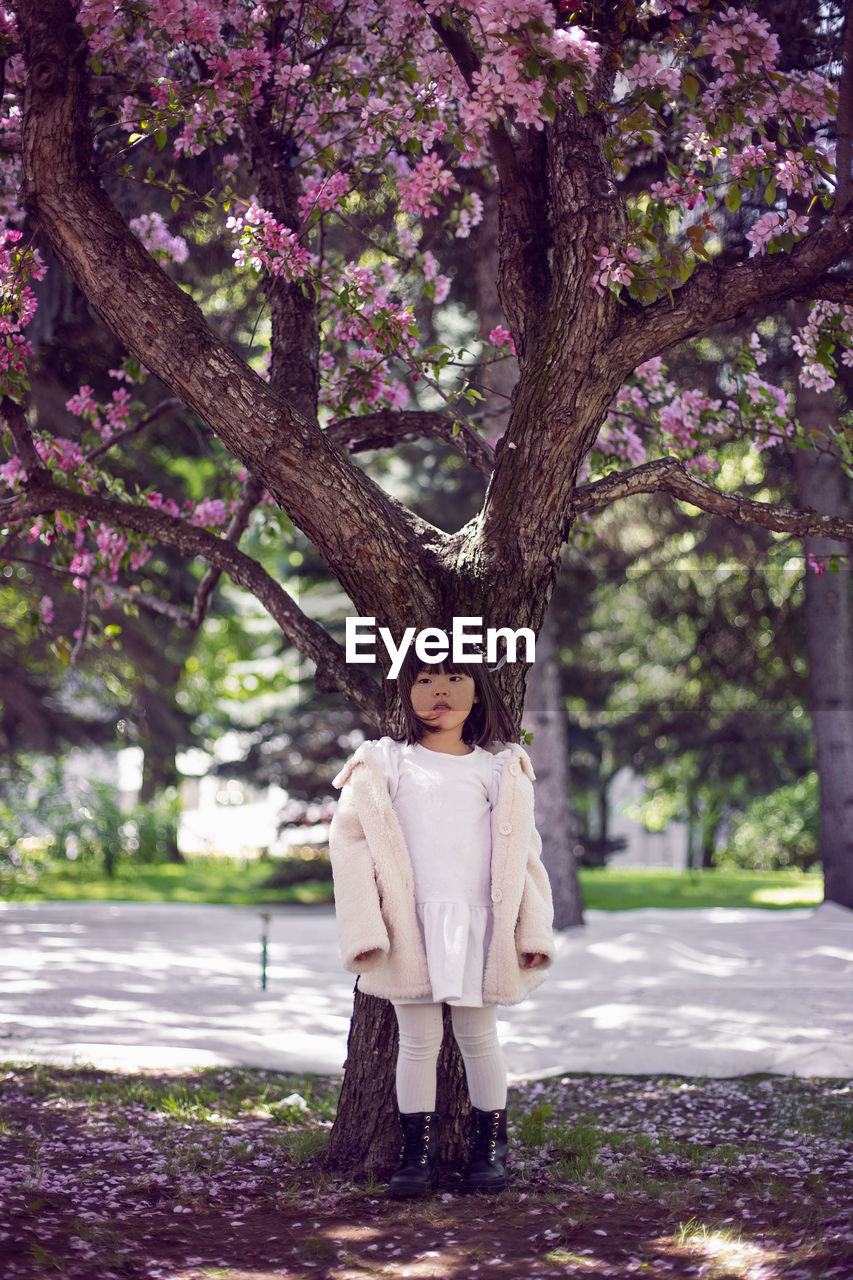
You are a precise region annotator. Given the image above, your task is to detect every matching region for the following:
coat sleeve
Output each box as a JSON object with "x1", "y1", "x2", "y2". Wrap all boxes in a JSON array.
[
  {"x1": 514, "y1": 806, "x2": 556, "y2": 966},
  {"x1": 328, "y1": 776, "x2": 391, "y2": 974}
]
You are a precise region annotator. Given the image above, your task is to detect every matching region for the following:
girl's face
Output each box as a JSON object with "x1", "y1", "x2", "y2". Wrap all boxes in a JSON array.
[{"x1": 409, "y1": 666, "x2": 478, "y2": 742}]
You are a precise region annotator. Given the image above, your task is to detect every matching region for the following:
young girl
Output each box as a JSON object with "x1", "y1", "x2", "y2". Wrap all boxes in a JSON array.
[{"x1": 328, "y1": 642, "x2": 554, "y2": 1197}]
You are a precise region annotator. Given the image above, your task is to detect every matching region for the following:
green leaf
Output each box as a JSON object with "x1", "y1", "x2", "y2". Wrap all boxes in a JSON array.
[
  {"x1": 52, "y1": 638, "x2": 72, "y2": 666},
  {"x1": 682, "y1": 74, "x2": 700, "y2": 103},
  {"x1": 725, "y1": 185, "x2": 742, "y2": 213},
  {"x1": 764, "y1": 178, "x2": 777, "y2": 206},
  {"x1": 575, "y1": 89, "x2": 587, "y2": 117},
  {"x1": 155, "y1": 128, "x2": 167, "y2": 150}
]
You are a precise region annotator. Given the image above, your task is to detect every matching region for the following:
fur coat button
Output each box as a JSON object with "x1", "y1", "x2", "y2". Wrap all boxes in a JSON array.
[
  {"x1": 499, "y1": 821, "x2": 512, "y2": 835},
  {"x1": 508, "y1": 761, "x2": 520, "y2": 775},
  {"x1": 492, "y1": 889, "x2": 503, "y2": 903}
]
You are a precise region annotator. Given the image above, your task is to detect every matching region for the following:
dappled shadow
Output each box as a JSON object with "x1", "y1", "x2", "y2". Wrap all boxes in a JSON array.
[
  {"x1": 1, "y1": 900, "x2": 852, "y2": 1079},
  {"x1": 4, "y1": 1149, "x2": 850, "y2": 1279},
  {"x1": 502, "y1": 903, "x2": 853, "y2": 1080},
  {"x1": 0, "y1": 901, "x2": 352, "y2": 1073},
  {"x1": 2, "y1": 1063, "x2": 851, "y2": 1280}
]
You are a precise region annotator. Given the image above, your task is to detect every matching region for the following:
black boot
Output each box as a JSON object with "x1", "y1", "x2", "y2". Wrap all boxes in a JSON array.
[
  {"x1": 388, "y1": 1111, "x2": 440, "y2": 1198},
  {"x1": 462, "y1": 1107, "x2": 508, "y2": 1193}
]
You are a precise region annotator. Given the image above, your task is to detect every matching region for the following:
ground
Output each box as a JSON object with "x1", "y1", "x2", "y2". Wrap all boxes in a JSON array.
[{"x1": 1, "y1": 1065, "x2": 851, "y2": 1280}]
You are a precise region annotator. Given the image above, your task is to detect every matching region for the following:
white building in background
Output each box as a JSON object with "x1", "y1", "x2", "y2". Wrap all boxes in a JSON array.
[
  {"x1": 116, "y1": 751, "x2": 685, "y2": 865},
  {"x1": 605, "y1": 767, "x2": 689, "y2": 869},
  {"x1": 170, "y1": 747, "x2": 289, "y2": 856},
  {"x1": 177, "y1": 772, "x2": 291, "y2": 857}
]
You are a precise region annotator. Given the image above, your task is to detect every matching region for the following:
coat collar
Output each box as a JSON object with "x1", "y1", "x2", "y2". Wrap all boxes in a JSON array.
[{"x1": 332, "y1": 738, "x2": 535, "y2": 789}]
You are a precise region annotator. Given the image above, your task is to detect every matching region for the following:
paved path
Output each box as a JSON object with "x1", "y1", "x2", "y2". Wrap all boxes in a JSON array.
[{"x1": 1, "y1": 900, "x2": 852, "y2": 1079}]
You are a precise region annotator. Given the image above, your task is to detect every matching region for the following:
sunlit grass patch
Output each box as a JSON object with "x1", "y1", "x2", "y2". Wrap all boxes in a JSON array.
[
  {"x1": 0, "y1": 853, "x2": 334, "y2": 905},
  {"x1": 670, "y1": 1217, "x2": 787, "y2": 1277},
  {"x1": 3, "y1": 854, "x2": 825, "y2": 911},
  {"x1": 578, "y1": 866, "x2": 824, "y2": 911}
]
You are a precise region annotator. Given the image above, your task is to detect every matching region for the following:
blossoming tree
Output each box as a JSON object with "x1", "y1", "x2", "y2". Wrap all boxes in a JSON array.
[{"x1": 4, "y1": 0, "x2": 853, "y2": 1169}]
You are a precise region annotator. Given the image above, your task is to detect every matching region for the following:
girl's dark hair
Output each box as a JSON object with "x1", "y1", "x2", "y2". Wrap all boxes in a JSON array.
[{"x1": 397, "y1": 645, "x2": 518, "y2": 748}]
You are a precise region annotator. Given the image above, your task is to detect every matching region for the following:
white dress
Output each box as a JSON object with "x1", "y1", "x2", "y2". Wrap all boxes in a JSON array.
[{"x1": 371, "y1": 737, "x2": 510, "y2": 1006}]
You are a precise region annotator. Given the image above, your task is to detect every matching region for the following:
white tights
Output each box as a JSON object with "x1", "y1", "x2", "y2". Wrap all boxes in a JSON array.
[{"x1": 392, "y1": 1002, "x2": 507, "y2": 1113}]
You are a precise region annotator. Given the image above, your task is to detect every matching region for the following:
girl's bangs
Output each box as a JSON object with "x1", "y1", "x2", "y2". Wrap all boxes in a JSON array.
[{"x1": 411, "y1": 658, "x2": 480, "y2": 679}]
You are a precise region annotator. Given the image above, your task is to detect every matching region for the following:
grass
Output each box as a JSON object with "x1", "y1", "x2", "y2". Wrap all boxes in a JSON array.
[
  {"x1": 1, "y1": 854, "x2": 824, "y2": 910},
  {"x1": 578, "y1": 865, "x2": 824, "y2": 911},
  {"x1": 0, "y1": 854, "x2": 333, "y2": 906},
  {"x1": 1, "y1": 1063, "x2": 850, "y2": 1279}
]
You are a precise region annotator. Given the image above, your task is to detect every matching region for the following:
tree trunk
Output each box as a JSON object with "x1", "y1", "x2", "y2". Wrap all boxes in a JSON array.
[
  {"x1": 322, "y1": 988, "x2": 400, "y2": 1176},
  {"x1": 795, "y1": 383, "x2": 853, "y2": 909},
  {"x1": 523, "y1": 609, "x2": 584, "y2": 928},
  {"x1": 471, "y1": 191, "x2": 583, "y2": 930},
  {"x1": 323, "y1": 992, "x2": 472, "y2": 1176}
]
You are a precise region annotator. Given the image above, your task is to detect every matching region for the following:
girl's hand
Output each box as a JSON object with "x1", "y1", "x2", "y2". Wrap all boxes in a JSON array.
[{"x1": 521, "y1": 952, "x2": 548, "y2": 970}]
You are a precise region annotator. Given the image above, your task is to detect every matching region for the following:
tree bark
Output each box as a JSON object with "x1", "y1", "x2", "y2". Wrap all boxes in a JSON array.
[
  {"x1": 523, "y1": 609, "x2": 584, "y2": 929},
  {"x1": 323, "y1": 988, "x2": 400, "y2": 1176},
  {"x1": 471, "y1": 189, "x2": 584, "y2": 929},
  {"x1": 795, "y1": 386, "x2": 853, "y2": 909}
]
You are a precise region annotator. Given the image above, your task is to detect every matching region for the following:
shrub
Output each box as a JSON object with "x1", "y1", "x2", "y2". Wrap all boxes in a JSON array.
[{"x1": 716, "y1": 773, "x2": 819, "y2": 872}]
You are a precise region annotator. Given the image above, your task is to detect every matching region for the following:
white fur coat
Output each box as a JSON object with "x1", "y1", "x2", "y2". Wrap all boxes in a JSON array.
[{"x1": 328, "y1": 739, "x2": 555, "y2": 1005}]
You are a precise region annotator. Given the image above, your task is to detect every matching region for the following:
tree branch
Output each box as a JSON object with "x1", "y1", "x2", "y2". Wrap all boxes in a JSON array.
[
  {"x1": 325, "y1": 410, "x2": 495, "y2": 474},
  {"x1": 423, "y1": 6, "x2": 550, "y2": 356},
  {"x1": 3, "y1": 553, "x2": 199, "y2": 627},
  {"x1": 613, "y1": 201, "x2": 853, "y2": 374},
  {"x1": 14, "y1": 0, "x2": 440, "y2": 619},
  {"x1": 190, "y1": 475, "x2": 265, "y2": 628},
  {"x1": 799, "y1": 273, "x2": 853, "y2": 304},
  {"x1": 87, "y1": 397, "x2": 183, "y2": 463},
  {"x1": 69, "y1": 575, "x2": 93, "y2": 664},
  {"x1": 835, "y1": 1, "x2": 853, "y2": 211},
  {"x1": 612, "y1": 3, "x2": 853, "y2": 370},
  {"x1": 573, "y1": 457, "x2": 853, "y2": 544},
  {"x1": 1, "y1": 395, "x2": 44, "y2": 480},
  {"x1": 2, "y1": 475, "x2": 384, "y2": 725}
]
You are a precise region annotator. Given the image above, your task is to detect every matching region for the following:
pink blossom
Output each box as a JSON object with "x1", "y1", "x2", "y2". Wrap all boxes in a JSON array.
[
  {"x1": 0, "y1": 455, "x2": 25, "y2": 490},
  {"x1": 145, "y1": 491, "x2": 181, "y2": 518},
  {"x1": 489, "y1": 326, "x2": 516, "y2": 356},
  {"x1": 398, "y1": 154, "x2": 456, "y2": 217},
  {"x1": 589, "y1": 244, "x2": 641, "y2": 296},
  {"x1": 456, "y1": 192, "x2": 484, "y2": 239},
  {"x1": 746, "y1": 210, "x2": 809, "y2": 257},
  {"x1": 625, "y1": 52, "x2": 680, "y2": 93},
  {"x1": 129, "y1": 212, "x2": 189, "y2": 264},
  {"x1": 701, "y1": 8, "x2": 780, "y2": 78},
  {"x1": 66, "y1": 386, "x2": 99, "y2": 419},
  {"x1": 190, "y1": 497, "x2": 228, "y2": 528},
  {"x1": 807, "y1": 553, "x2": 827, "y2": 577},
  {"x1": 227, "y1": 202, "x2": 314, "y2": 280},
  {"x1": 730, "y1": 142, "x2": 776, "y2": 179},
  {"x1": 774, "y1": 154, "x2": 811, "y2": 196},
  {"x1": 297, "y1": 171, "x2": 351, "y2": 221}
]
